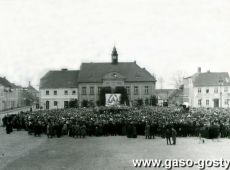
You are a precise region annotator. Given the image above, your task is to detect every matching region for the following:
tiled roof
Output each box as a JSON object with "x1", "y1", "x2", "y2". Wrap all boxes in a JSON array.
[
  {"x1": 193, "y1": 72, "x2": 230, "y2": 87},
  {"x1": 40, "y1": 70, "x2": 79, "y2": 89},
  {"x1": 168, "y1": 89, "x2": 183, "y2": 99},
  {"x1": 78, "y1": 62, "x2": 156, "y2": 83},
  {"x1": 0, "y1": 77, "x2": 14, "y2": 88},
  {"x1": 27, "y1": 85, "x2": 39, "y2": 92}
]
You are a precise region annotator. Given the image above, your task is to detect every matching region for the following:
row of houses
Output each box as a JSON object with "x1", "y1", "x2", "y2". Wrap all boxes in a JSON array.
[
  {"x1": 39, "y1": 47, "x2": 229, "y2": 109},
  {"x1": 1, "y1": 47, "x2": 228, "y2": 110},
  {"x1": 155, "y1": 67, "x2": 230, "y2": 108},
  {"x1": 0, "y1": 77, "x2": 39, "y2": 111}
]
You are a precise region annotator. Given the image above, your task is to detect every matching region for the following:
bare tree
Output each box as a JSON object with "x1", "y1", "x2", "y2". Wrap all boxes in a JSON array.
[{"x1": 171, "y1": 70, "x2": 187, "y2": 89}]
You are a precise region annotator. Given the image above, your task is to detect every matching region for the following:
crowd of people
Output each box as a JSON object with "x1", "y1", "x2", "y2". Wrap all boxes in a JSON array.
[{"x1": 2, "y1": 106, "x2": 230, "y2": 140}]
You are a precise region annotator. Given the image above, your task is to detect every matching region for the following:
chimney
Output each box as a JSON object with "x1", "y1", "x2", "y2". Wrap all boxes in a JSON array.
[
  {"x1": 197, "y1": 67, "x2": 201, "y2": 73},
  {"x1": 61, "y1": 68, "x2": 68, "y2": 71},
  {"x1": 29, "y1": 81, "x2": 31, "y2": 86}
]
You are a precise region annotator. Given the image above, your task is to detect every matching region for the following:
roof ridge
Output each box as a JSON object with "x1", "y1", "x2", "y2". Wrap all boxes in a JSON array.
[
  {"x1": 193, "y1": 71, "x2": 230, "y2": 87},
  {"x1": 81, "y1": 62, "x2": 135, "y2": 64},
  {"x1": 49, "y1": 70, "x2": 79, "y2": 72}
]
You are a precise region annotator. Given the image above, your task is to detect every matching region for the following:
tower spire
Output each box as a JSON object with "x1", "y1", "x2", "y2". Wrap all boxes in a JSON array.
[{"x1": 111, "y1": 46, "x2": 118, "y2": 64}]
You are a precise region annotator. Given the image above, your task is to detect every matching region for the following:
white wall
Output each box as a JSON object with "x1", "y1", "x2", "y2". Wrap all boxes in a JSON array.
[
  {"x1": 40, "y1": 88, "x2": 78, "y2": 109},
  {"x1": 78, "y1": 82, "x2": 155, "y2": 106},
  {"x1": 193, "y1": 86, "x2": 230, "y2": 108}
]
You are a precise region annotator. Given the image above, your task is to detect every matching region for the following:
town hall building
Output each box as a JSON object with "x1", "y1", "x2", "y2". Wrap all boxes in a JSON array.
[{"x1": 39, "y1": 47, "x2": 156, "y2": 109}]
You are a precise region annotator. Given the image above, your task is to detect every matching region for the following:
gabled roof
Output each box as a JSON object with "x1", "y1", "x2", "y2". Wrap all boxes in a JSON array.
[
  {"x1": 78, "y1": 62, "x2": 156, "y2": 83},
  {"x1": 0, "y1": 77, "x2": 14, "y2": 88},
  {"x1": 168, "y1": 89, "x2": 183, "y2": 99},
  {"x1": 40, "y1": 70, "x2": 79, "y2": 89},
  {"x1": 193, "y1": 72, "x2": 230, "y2": 87},
  {"x1": 27, "y1": 85, "x2": 39, "y2": 92}
]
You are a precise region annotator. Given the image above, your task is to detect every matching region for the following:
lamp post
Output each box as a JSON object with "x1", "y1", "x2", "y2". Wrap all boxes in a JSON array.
[{"x1": 219, "y1": 80, "x2": 224, "y2": 108}]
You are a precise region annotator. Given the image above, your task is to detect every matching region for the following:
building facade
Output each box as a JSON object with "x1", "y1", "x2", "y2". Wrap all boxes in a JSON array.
[
  {"x1": 77, "y1": 47, "x2": 156, "y2": 106},
  {"x1": 39, "y1": 47, "x2": 156, "y2": 108},
  {"x1": 183, "y1": 67, "x2": 230, "y2": 108},
  {"x1": 0, "y1": 77, "x2": 22, "y2": 111},
  {"x1": 39, "y1": 69, "x2": 79, "y2": 109}
]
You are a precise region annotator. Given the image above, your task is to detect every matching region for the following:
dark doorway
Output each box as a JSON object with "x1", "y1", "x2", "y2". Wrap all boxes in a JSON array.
[
  {"x1": 45, "y1": 101, "x2": 49, "y2": 110},
  {"x1": 64, "y1": 101, "x2": 69, "y2": 108},
  {"x1": 213, "y1": 99, "x2": 219, "y2": 108}
]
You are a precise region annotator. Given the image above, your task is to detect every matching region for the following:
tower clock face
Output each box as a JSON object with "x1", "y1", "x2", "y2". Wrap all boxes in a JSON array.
[{"x1": 113, "y1": 55, "x2": 116, "y2": 59}]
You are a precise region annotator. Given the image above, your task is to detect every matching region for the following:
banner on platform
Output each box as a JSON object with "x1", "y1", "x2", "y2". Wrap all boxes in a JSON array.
[{"x1": 105, "y1": 93, "x2": 121, "y2": 106}]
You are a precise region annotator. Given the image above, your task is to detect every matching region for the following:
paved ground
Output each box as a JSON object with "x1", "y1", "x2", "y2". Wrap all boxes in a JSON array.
[
  {"x1": 1, "y1": 127, "x2": 230, "y2": 170},
  {"x1": 0, "y1": 128, "x2": 45, "y2": 170}
]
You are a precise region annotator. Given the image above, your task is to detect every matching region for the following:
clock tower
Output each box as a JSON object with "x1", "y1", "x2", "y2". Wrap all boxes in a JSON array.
[{"x1": 111, "y1": 46, "x2": 118, "y2": 64}]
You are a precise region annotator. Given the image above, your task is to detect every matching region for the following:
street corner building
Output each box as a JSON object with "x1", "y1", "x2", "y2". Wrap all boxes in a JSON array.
[
  {"x1": 183, "y1": 67, "x2": 230, "y2": 108},
  {"x1": 39, "y1": 47, "x2": 156, "y2": 109},
  {"x1": 0, "y1": 77, "x2": 20, "y2": 111},
  {"x1": 0, "y1": 77, "x2": 38, "y2": 111}
]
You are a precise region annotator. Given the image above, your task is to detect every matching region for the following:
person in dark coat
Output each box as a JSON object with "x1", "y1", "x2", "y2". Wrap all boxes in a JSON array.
[
  {"x1": 80, "y1": 124, "x2": 87, "y2": 138},
  {"x1": 47, "y1": 122, "x2": 52, "y2": 138},
  {"x1": 56, "y1": 123, "x2": 63, "y2": 138},
  {"x1": 150, "y1": 123, "x2": 155, "y2": 139},
  {"x1": 74, "y1": 123, "x2": 80, "y2": 138},
  {"x1": 165, "y1": 128, "x2": 171, "y2": 145},
  {"x1": 171, "y1": 127, "x2": 177, "y2": 145},
  {"x1": 27, "y1": 120, "x2": 33, "y2": 135},
  {"x1": 145, "y1": 123, "x2": 150, "y2": 139},
  {"x1": 132, "y1": 124, "x2": 137, "y2": 138},
  {"x1": 34, "y1": 121, "x2": 42, "y2": 137},
  {"x1": 122, "y1": 123, "x2": 127, "y2": 136},
  {"x1": 62, "y1": 123, "x2": 68, "y2": 135},
  {"x1": 6, "y1": 120, "x2": 13, "y2": 134},
  {"x1": 127, "y1": 123, "x2": 133, "y2": 138},
  {"x1": 2, "y1": 115, "x2": 8, "y2": 127}
]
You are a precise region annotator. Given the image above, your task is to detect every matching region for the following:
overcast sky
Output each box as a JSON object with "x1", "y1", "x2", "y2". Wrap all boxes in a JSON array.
[{"x1": 0, "y1": 0, "x2": 230, "y2": 89}]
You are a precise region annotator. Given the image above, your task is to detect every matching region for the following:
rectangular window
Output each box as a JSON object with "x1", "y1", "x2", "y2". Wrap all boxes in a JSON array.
[
  {"x1": 206, "y1": 89, "x2": 209, "y2": 94},
  {"x1": 198, "y1": 88, "x2": 201, "y2": 93},
  {"x1": 206, "y1": 100, "x2": 209, "y2": 106},
  {"x1": 46, "y1": 90, "x2": 49, "y2": 95},
  {"x1": 98, "y1": 87, "x2": 101, "y2": 95},
  {"x1": 225, "y1": 99, "x2": 229, "y2": 105},
  {"x1": 64, "y1": 90, "x2": 68, "y2": 95},
  {"x1": 134, "y1": 86, "x2": 139, "y2": 95},
  {"x1": 126, "y1": 86, "x2": 130, "y2": 95},
  {"x1": 224, "y1": 87, "x2": 228, "y2": 92},
  {"x1": 198, "y1": 99, "x2": 202, "y2": 106},
  {"x1": 90, "y1": 87, "x2": 95, "y2": 95},
  {"x1": 214, "y1": 87, "x2": 218, "y2": 93},
  {"x1": 144, "y1": 86, "x2": 149, "y2": 95},
  {"x1": 54, "y1": 90, "x2": 57, "y2": 95},
  {"x1": 72, "y1": 90, "x2": 76, "y2": 95},
  {"x1": 82, "y1": 87, "x2": 86, "y2": 95},
  {"x1": 54, "y1": 101, "x2": 58, "y2": 106}
]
